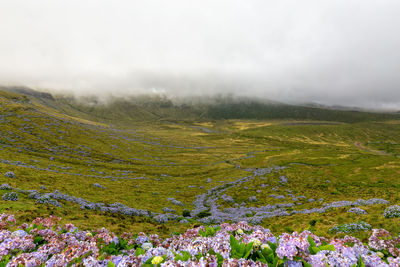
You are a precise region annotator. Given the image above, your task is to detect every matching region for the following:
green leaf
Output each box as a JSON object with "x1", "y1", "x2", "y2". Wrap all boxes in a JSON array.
[
  {"x1": 144, "y1": 256, "x2": 154, "y2": 264},
  {"x1": 243, "y1": 242, "x2": 253, "y2": 259},
  {"x1": 135, "y1": 247, "x2": 145, "y2": 256},
  {"x1": 307, "y1": 236, "x2": 317, "y2": 247},
  {"x1": 230, "y1": 235, "x2": 240, "y2": 252},
  {"x1": 266, "y1": 253, "x2": 275, "y2": 263},
  {"x1": 262, "y1": 247, "x2": 273, "y2": 257},
  {"x1": 267, "y1": 241, "x2": 277, "y2": 252},
  {"x1": 107, "y1": 261, "x2": 116, "y2": 267},
  {"x1": 256, "y1": 251, "x2": 266, "y2": 261},
  {"x1": 319, "y1": 244, "x2": 336, "y2": 251},
  {"x1": 310, "y1": 246, "x2": 320, "y2": 255},
  {"x1": 301, "y1": 258, "x2": 313, "y2": 267},
  {"x1": 358, "y1": 256, "x2": 366, "y2": 267},
  {"x1": 216, "y1": 253, "x2": 224, "y2": 267}
]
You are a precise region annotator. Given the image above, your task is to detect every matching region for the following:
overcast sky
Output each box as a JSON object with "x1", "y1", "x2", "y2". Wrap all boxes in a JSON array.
[{"x1": 1, "y1": 0, "x2": 400, "y2": 109}]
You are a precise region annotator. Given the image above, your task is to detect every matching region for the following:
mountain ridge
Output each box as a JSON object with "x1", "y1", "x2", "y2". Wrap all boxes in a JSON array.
[{"x1": 1, "y1": 85, "x2": 399, "y2": 125}]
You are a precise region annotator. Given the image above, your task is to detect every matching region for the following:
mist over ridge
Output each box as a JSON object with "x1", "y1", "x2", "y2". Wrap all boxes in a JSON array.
[{"x1": 1, "y1": 0, "x2": 400, "y2": 110}]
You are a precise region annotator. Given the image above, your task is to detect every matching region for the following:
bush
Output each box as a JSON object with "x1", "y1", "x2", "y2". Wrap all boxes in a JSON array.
[
  {"x1": 347, "y1": 207, "x2": 368, "y2": 215},
  {"x1": 182, "y1": 209, "x2": 191, "y2": 217},
  {"x1": 329, "y1": 221, "x2": 371, "y2": 234},
  {"x1": 197, "y1": 211, "x2": 212, "y2": 218},
  {"x1": 2, "y1": 192, "x2": 18, "y2": 201},
  {"x1": 383, "y1": 205, "x2": 400, "y2": 218},
  {"x1": 36, "y1": 195, "x2": 62, "y2": 207},
  {"x1": 4, "y1": 172, "x2": 15, "y2": 178},
  {"x1": 0, "y1": 184, "x2": 12, "y2": 190}
]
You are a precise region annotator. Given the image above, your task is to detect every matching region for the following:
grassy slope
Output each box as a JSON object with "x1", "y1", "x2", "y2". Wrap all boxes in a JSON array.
[{"x1": 0, "y1": 89, "x2": 399, "y2": 240}]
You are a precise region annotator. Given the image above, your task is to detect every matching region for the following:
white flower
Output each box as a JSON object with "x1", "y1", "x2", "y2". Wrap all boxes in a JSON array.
[
  {"x1": 141, "y1": 242, "x2": 153, "y2": 250},
  {"x1": 237, "y1": 229, "x2": 244, "y2": 235},
  {"x1": 11, "y1": 230, "x2": 27, "y2": 238},
  {"x1": 261, "y1": 243, "x2": 271, "y2": 250},
  {"x1": 377, "y1": 251, "x2": 384, "y2": 258},
  {"x1": 250, "y1": 238, "x2": 261, "y2": 247}
]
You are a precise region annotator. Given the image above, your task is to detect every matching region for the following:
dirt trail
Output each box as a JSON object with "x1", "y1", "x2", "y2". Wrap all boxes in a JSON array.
[{"x1": 354, "y1": 142, "x2": 389, "y2": 155}]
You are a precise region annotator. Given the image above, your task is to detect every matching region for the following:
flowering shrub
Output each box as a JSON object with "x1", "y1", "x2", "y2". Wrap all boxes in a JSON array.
[
  {"x1": 383, "y1": 205, "x2": 400, "y2": 218},
  {"x1": 0, "y1": 184, "x2": 11, "y2": 190},
  {"x1": 329, "y1": 221, "x2": 371, "y2": 234},
  {"x1": 347, "y1": 207, "x2": 368, "y2": 215},
  {"x1": 35, "y1": 194, "x2": 62, "y2": 207},
  {"x1": 199, "y1": 225, "x2": 221, "y2": 237},
  {"x1": 4, "y1": 171, "x2": 15, "y2": 178},
  {"x1": 368, "y1": 229, "x2": 400, "y2": 257},
  {"x1": 0, "y1": 214, "x2": 398, "y2": 266},
  {"x1": 2, "y1": 192, "x2": 18, "y2": 201}
]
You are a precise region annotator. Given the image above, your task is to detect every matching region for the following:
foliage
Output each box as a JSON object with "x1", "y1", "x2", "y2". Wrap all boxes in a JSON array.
[
  {"x1": 383, "y1": 205, "x2": 400, "y2": 218},
  {"x1": 329, "y1": 221, "x2": 372, "y2": 234},
  {"x1": 99, "y1": 238, "x2": 135, "y2": 256},
  {"x1": 197, "y1": 211, "x2": 212, "y2": 219},
  {"x1": 0, "y1": 88, "x2": 400, "y2": 239},
  {"x1": 182, "y1": 209, "x2": 191, "y2": 217},
  {"x1": 199, "y1": 226, "x2": 221, "y2": 237},
  {"x1": 307, "y1": 236, "x2": 335, "y2": 255},
  {"x1": 253, "y1": 242, "x2": 285, "y2": 266},
  {"x1": 173, "y1": 251, "x2": 192, "y2": 261},
  {"x1": 229, "y1": 235, "x2": 254, "y2": 259}
]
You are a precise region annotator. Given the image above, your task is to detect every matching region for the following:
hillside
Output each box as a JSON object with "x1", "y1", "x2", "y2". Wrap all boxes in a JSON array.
[
  {"x1": 2, "y1": 86, "x2": 399, "y2": 125},
  {"x1": 0, "y1": 87, "x2": 399, "y2": 243}
]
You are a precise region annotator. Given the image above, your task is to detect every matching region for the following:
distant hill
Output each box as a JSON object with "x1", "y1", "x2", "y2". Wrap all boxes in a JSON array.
[
  {"x1": 1, "y1": 86, "x2": 399, "y2": 124},
  {"x1": 0, "y1": 86, "x2": 54, "y2": 100}
]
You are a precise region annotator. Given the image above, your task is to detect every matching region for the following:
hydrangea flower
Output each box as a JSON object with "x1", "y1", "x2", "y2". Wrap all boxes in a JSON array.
[
  {"x1": 249, "y1": 238, "x2": 261, "y2": 247},
  {"x1": 152, "y1": 256, "x2": 163, "y2": 264},
  {"x1": 2, "y1": 192, "x2": 18, "y2": 201},
  {"x1": 383, "y1": 205, "x2": 400, "y2": 218},
  {"x1": 0, "y1": 215, "x2": 398, "y2": 266},
  {"x1": 142, "y1": 242, "x2": 153, "y2": 250},
  {"x1": 347, "y1": 207, "x2": 368, "y2": 215}
]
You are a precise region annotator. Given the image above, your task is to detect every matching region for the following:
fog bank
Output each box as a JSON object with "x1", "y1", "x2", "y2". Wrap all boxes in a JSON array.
[{"x1": 0, "y1": 0, "x2": 400, "y2": 109}]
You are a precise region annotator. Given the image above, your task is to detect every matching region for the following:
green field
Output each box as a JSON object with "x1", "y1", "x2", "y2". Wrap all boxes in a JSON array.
[{"x1": 0, "y1": 89, "x2": 399, "y2": 241}]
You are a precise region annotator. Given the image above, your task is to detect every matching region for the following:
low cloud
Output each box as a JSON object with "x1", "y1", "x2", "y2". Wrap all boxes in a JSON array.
[{"x1": 0, "y1": 0, "x2": 400, "y2": 109}]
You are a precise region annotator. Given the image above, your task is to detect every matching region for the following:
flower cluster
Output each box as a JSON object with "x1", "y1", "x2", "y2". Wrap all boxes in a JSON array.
[
  {"x1": 0, "y1": 184, "x2": 11, "y2": 190},
  {"x1": 4, "y1": 171, "x2": 15, "y2": 178},
  {"x1": 347, "y1": 207, "x2": 368, "y2": 215},
  {"x1": 35, "y1": 194, "x2": 62, "y2": 207},
  {"x1": 368, "y1": 229, "x2": 400, "y2": 257},
  {"x1": 329, "y1": 221, "x2": 371, "y2": 234},
  {"x1": 276, "y1": 230, "x2": 325, "y2": 260},
  {"x1": 2, "y1": 192, "x2": 18, "y2": 201},
  {"x1": 383, "y1": 205, "x2": 400, "y2": 218},
  {"x1": 0, "y1": 214, "x2": 399, "y2": 266}
]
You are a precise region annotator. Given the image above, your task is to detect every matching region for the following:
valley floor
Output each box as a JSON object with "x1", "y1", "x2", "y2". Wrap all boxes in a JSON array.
[{"x1": 0, "y1": 90, "x2": 399, "y2": 242}]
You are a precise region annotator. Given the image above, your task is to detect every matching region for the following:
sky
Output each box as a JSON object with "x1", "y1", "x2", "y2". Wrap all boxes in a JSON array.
[{"x1": 0, "y1": 0, "x2": 400, "y2": 109}]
